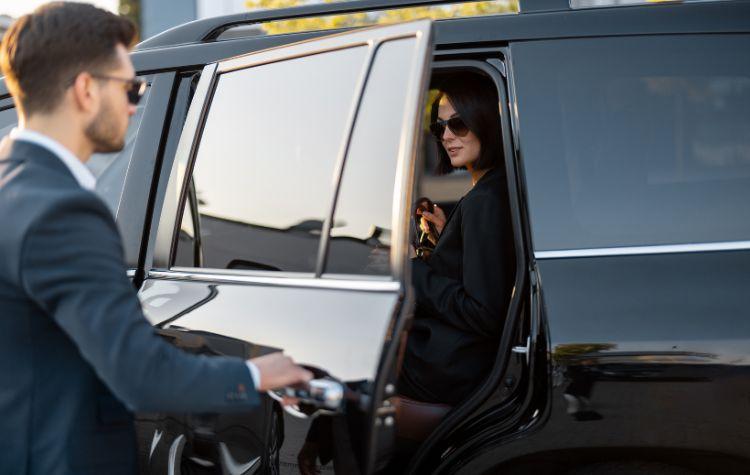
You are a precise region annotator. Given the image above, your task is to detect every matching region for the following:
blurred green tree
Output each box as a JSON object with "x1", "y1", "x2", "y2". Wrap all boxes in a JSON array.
[
  {"x1": 119, "y1": 0, "x2": 141, "y2": 41},
  {"x1": 244, "y1": 0, "x2": 519, "y2": 35}
]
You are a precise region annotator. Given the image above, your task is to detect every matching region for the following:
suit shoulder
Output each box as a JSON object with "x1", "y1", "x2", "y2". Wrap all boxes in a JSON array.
[
  {"x1": 0, "y1": 164, "x2": 112, "y2": 276},
  {"x1": 3, "y1": 166, "x2": 106, "y2": 226}
]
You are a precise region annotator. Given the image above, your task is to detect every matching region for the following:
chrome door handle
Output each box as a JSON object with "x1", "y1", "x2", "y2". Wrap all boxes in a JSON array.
[{"x1": 267, "y1": 378, "x2": 345, "y2": 419}]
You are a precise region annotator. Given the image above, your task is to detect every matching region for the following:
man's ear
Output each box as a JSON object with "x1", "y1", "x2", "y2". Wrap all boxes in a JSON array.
[{"x1": 70, "y1": 72, "x2": 99, "y2": 115}]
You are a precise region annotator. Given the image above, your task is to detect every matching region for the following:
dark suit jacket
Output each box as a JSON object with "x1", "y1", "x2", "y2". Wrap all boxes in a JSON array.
[
  {"x1": 0, "y1": 140, "x2": 258, "y2": 474},
  {"x1": 400, "y1": 167, "x2": 515, "y2": 405}
]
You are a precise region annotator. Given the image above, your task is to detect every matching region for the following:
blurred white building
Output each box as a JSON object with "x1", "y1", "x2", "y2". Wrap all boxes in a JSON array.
[
  {"x1": 141, "y1": 0, "x2": 250, "y2": 40},
  {"x1": 0, "y1": 14, "x2": 13, "y2": 37}
]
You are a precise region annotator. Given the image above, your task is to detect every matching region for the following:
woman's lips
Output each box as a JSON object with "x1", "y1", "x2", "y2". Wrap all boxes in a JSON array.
[{"x1": 447, "y1": 146, "x2": 463, "y2": 156}]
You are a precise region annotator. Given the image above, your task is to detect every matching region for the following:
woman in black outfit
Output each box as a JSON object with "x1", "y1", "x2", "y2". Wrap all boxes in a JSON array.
[{"x1": 399, "y1": 73, "x2": 515, "y2": 406}]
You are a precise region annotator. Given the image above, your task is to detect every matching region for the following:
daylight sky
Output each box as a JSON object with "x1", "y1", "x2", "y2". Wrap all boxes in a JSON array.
[{"x1": 0, "y1": 0, "x2": 118, "y2": 18}]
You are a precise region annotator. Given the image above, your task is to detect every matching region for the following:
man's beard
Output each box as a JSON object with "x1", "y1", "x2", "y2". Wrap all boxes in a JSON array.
[{"x1": 85, "y1": 99, "x2": 126, "y2": 154}]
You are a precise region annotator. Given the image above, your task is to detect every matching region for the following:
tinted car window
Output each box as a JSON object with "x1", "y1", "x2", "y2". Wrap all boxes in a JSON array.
[
  {"x1": 513, "y1": 35, "x2": 750, "y2": 251},
  {"x1": 325, "y1": 39, "x2": 415, "y2": 276},
  {"x1": 176, "y1": 46, "x2": 367, "y2": 272},
  {"x1": 0, "y1": 106, "x2": 17, "y2": 136},
  {"x1": 0, "y1": 77, "x2": 152, "y2": 216},
  {"x1": 175, "y1": 179, "x2": 199, "y2": 267}
]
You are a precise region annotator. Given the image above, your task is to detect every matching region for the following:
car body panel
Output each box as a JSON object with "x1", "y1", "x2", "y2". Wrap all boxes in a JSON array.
[{"x1": 446, "y1": 250, "x2": 750, "y2": 473}]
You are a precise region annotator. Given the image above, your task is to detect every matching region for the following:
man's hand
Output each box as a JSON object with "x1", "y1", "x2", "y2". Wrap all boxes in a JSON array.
[{"x1": 250, "y1": 352, "x2": 313, "y2": 392}]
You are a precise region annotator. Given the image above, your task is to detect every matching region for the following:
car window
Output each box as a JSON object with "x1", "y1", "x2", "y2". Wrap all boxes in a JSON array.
[
  {"x1": 324, "y1": 39, "x2": 416, "y2": 276},
  {"x1": 512, "y1": 35, "x2": 750, "y2": 251},
  {"x1": 0, "y1": 76, "x2": 152, "y2": 216},
  {"x1": 175, "y1": 179, "x2": 198, "y2": 267},
  {"x1": 173, "y1": 46, "x2": 368, "y2": 272},
  {"x1": 0, "y1": 106, "x2": 17, "y2": 136}
]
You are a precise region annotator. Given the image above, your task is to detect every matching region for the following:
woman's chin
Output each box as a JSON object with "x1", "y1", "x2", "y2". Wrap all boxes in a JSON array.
[{"x1": 449, "y1": 157, "x2": 466, "y2": 168}]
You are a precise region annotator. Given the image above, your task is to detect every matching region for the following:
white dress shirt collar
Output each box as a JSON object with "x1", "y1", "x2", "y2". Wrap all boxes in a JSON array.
[{"x1": 9, "y1": 127, "x2": 96, "y2": 191}]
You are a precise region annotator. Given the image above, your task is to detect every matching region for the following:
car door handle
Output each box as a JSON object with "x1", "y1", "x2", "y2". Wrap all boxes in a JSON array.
[{"x1": 267, "y1": 378, "x2": 345, "y2": 419}]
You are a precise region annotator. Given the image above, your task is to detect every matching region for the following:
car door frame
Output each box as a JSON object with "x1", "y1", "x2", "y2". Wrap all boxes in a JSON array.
[{"x1": 406, "y1": 50, "x2": 541, "y2": 474}]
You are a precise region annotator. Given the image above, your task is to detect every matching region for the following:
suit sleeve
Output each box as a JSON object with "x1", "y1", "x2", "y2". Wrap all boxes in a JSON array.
[
  {"x1": 411, "y1": 192, "x2": 513, "y2": 338},
  {"x1": 19, "y1": 192, "x2": 258, "y2": 413}
]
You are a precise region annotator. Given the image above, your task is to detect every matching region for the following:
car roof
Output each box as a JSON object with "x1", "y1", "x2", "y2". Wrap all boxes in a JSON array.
[{"x1": 131, "y1": 0, "x2": 750, "y2": 73}]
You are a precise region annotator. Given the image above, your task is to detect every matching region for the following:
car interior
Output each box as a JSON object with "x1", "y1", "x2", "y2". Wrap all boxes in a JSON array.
[{"x1": 389, "y1": 63, "x2": 525, "y2": 466}]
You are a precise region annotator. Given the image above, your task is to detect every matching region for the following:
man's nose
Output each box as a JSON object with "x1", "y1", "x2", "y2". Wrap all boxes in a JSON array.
[{"x1": 127, "y1": 104, "x2": 136, "y2": 116}]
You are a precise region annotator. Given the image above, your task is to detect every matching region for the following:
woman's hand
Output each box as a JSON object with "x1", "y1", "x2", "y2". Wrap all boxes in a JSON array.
[{"x1": 420, "y1": 204, "x2": 447, "y2": 244}]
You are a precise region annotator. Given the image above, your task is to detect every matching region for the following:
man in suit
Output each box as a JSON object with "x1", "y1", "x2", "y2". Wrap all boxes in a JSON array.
[{"x1": 0, "y1": 3, "x2": 312, "y2": 473}]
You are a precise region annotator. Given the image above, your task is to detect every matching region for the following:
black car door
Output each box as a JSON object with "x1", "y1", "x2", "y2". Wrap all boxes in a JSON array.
[{"x1": 137, "y1": 20, "x2": 433, "y2": 474}]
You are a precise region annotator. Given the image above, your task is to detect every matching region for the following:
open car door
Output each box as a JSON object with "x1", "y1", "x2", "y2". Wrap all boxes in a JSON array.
[{"x1": 137, "y1": 20, "x2": 433, "y2": 474}]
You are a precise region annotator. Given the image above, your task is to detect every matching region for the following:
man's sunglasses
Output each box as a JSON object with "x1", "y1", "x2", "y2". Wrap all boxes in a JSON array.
[
  {"x1": 429, "y1": 115, "x2": 470, "y2": 140},
  {"x1": 91, "y1": 74, "x2": 147, "y2": 105}
]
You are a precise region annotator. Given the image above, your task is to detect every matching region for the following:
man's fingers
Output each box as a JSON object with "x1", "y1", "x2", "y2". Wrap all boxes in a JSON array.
[
  {"x1": 281, "y1": 395, "x2": 301, "y2": 406},
  {"x1": 251, "y1": 353, "x2": 314, "y2": 391},
  {"x1": 297, "y1": 368, "x2": 314, "y2": 384}
]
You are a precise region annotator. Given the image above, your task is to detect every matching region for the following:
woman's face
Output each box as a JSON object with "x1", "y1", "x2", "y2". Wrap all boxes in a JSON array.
[{"x1": 437, "y1": 95, "x2": 482, "y2": 169}]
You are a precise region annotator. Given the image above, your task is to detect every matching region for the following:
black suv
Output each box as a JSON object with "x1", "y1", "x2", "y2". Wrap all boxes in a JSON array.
[{"x1": 2, "y1": 0, "x2": 748, "y2": 473}]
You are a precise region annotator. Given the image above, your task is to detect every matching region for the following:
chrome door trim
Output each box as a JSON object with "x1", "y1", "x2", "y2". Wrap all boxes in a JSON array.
[
  {"x1": 535, "y1": 240, "x2": 750, "y2": 259},
  {"x1": 148, "y1": 269, "x2": 400, "y2": 293}
]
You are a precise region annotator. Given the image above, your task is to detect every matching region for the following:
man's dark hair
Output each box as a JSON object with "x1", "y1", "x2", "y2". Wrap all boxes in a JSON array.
[
  {"x1": 0, "y1": 2, "x2": 136, "y2": 115},
  {"x1": 430, "y1": 72, "x2": 503, "y2": 175}
]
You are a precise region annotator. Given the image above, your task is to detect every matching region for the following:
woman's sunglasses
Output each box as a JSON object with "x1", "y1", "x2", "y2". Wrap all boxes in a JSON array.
[{"x1": 429, "y1": 115, "x2": 470, "y2": 140}]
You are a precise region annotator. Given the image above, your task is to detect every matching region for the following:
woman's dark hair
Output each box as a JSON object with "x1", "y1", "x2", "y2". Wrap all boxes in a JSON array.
[{"x1": 431, "y1": 72, "x2": 503, "y2": 175}]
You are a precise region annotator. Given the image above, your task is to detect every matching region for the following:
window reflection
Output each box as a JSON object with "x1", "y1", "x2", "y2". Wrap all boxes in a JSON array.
[
  {"x1": 177, "y1": 46, "x2": 367, "y2": 272},
  {"x1": 514, "y1": 35, "x2": 750, "y2": 250},
  {"x1": 325, "y1": 40, "x2": 418, "y2": 276}
]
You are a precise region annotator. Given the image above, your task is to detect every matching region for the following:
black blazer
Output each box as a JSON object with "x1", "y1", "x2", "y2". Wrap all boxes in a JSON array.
[{"x1": 400, "y1": 167, "x2": 515, "y2": 405}]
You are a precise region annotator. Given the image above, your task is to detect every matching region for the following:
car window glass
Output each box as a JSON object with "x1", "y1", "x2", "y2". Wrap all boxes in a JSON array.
[
  {"x1": 324, "y1": 39, "x2": 415, "y2": 276},
  {"x1": 0, "y1": 76, "x2": 152, "y2": 216},
  {"x1": 176, "y1": 46, "x2": 368, "y2": 272},
  {"x1": 0, "y1": 106, "x2": 17, "y2": 136},
  {"x1": 174, "y1": 180, "x2": 197, "y2": 267},
  {"x1": 87, "y1": 77, "x2": 152, "y2": 215},
  {"x1": 513, "y1": 35, "x2": 750, "y2": 251}
]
